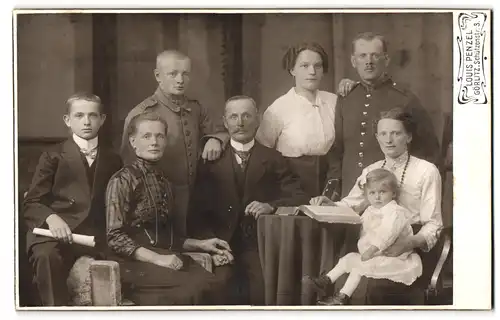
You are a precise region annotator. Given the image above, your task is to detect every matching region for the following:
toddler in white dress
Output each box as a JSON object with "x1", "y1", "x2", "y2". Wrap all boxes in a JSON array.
[{"x1": 302, "y1": 168, "x2": 423, "y2": 305}]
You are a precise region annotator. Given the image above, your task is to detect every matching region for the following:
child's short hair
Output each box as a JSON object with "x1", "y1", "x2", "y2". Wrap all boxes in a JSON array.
[
  {"x1": 127, "y1": 112, "x2": 168, "y2": 138},
  {"x1": 66, "y1": 92, "x2": 103, "y2": 114},
  {"x1": 362, "y1": 168, "x2": 400, "y2": 199}
]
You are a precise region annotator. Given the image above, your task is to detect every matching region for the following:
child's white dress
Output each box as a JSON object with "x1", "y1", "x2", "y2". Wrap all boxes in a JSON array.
[{"x1": 337, "y1": 200, "x2": 423, "y2": 285}]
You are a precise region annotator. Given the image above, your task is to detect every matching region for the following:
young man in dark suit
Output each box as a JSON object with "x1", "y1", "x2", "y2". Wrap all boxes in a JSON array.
[
  {"x1": 23, "y1": 93, "x2": 122, "y2": 306},
  {"x1": 189, "y1": 96, "x2": 309, "y2": 305}
]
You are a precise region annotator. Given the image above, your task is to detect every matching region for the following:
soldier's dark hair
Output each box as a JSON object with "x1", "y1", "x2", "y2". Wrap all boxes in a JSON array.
[
  {"x1": 375, "y1": 107, "x2": 416, "y2": 137},
  {"x1": 351, "y1": 32, "x2": 388, "y2": 54},
  {"x1": 282, "y1": 42, "x2": 329, "y2": 73},
  {"x1": 127, "y1": 112, "x2": 168, "y2": 138},
  {"x1": 66, "y1": 92, "x2": 103, "y2": 114},
  {"x1": 363, "y1": 168, "x2": 400, "y2": 200}
]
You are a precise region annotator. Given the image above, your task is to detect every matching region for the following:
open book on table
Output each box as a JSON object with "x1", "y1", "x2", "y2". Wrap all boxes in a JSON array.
[{"x1": 275, "y1": 205, "x2": 361, "y2": 224}]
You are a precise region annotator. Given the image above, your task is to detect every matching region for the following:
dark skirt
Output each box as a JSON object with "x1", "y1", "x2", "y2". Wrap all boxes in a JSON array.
[
  {"x1": 112, "y1": 249, "x2": 227, "y2": 306},
  {"x1": 108, "y1": 226, "x2": 229, "y2": 306},
  {"x1": 285, "y1": 154, "x2": 328, "y2": 198}
]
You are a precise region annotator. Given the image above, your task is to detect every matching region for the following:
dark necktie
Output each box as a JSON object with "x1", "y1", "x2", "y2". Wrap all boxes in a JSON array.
[{"x1": 233, "y1": 148, "x2": 251, "y2": 171}]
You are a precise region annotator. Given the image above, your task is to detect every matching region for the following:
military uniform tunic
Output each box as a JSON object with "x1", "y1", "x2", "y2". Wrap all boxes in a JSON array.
[
  {"x1": 121, "y1": 87, "x2": 229, "y2": 235},
  {"x1": 326, "y1": 75, "x2": 441, "y2": 197}
]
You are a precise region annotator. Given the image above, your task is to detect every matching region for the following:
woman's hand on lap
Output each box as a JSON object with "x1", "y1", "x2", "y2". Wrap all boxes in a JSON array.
[
  {"x1": 154, "y1": 254, "x2": 184, "y2": 270},
  {"x1": 383, "y1": 237, "x2": 419, "y2": 257},
  {"x1": 198, "y1": 238, "x2": 232, "y2": 255}
]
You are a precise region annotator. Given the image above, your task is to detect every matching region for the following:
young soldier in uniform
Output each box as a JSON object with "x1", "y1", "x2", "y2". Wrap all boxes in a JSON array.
[{"x1": 121, "y1": 50, "x2": 229, "y2": 237}]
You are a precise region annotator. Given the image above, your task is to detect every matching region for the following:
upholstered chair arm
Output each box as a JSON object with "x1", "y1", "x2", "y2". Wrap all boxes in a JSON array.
[
  {"x1": 90, "y1": 260, "x2": 122, "y2": 306},
  {"x1": 88, "y1": 253, "x2": 212, "y2": 306}
]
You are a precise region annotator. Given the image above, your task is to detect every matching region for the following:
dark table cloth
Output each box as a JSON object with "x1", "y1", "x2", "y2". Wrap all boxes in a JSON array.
[{"x1": 257, "y1": 215, "x2": 348, "y2": 305}]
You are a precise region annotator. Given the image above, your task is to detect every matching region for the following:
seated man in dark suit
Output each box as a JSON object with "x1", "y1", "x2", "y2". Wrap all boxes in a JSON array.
[
  {"x1": 189, "y1": 95, "x2": 309, "y2": 305},
  {"x1": 23, "y1": 93, "x2": 122, "y2": 306}
]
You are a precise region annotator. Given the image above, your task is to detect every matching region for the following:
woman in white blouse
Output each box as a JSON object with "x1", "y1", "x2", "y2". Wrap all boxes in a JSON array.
[
  {"x1": 256, "y1": 42, "x2": 353, "y2": 197},
  {"x1": 312, "y1": 107, "x2": 443, "y2": 261}
]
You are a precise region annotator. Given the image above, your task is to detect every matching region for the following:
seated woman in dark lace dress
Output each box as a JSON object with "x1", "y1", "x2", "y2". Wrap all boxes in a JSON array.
[{"x1": 105, "y1": 112, "x2": 233, "y2": 306}]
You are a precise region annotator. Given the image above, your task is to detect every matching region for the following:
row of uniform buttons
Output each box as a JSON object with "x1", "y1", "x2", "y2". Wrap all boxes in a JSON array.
[
  {"x1": 358, "y1": 93, "x2": 371, "y2": 168},
  {"x1": 181, "y1": 110, "x2": 195, "y2": 178}
]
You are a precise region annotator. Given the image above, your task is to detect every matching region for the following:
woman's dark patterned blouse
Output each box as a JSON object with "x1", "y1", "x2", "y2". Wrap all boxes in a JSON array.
[{"x1": 105, "y1": 158, "x2": 179, "y2": 257}]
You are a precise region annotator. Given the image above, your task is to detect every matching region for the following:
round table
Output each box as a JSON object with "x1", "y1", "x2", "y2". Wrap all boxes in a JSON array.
[{"x1": 257, "y1": 215, "x2": 351, "y2": 305}]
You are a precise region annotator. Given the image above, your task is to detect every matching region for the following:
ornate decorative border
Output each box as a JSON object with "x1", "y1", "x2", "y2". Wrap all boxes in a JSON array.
[{"x1": 456, "y1": 12, "x2": 488, "y2": 104}]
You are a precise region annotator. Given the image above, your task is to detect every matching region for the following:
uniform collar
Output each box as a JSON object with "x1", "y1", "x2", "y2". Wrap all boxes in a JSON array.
[
  {"x1": 359, "y1": 73, "x2": 392, "y2": 91},
  {"x1": 154, "y1": 87, "x2": 191, "y2": 113},
  {"x1": 72, "y1": 133, "x2": 98, "y2": 151},
  {"x1": 230, "y1": 138, "x2": 255, "y2": 152}
]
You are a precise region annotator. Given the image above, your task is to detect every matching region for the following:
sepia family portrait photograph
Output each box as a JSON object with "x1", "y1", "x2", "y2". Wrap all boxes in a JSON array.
[{"x1": 9, "y1": 5, "x2": 492, "y2": 313}]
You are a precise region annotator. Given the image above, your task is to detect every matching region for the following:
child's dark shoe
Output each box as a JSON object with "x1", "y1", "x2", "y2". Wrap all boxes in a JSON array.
[
  {"x1": 301, "y1": 274, "x2": 332, "y2": 299},
  {"x1": 317, "y1": 292, "x2": 351, "y2": 306}
]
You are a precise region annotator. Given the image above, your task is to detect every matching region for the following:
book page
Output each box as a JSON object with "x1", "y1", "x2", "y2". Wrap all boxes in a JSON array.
[{"x1": 302, "y1": 205, "x2": 358, "y2": 217}]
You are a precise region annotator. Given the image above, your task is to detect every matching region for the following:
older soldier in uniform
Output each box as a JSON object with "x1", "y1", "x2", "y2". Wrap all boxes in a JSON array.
[
  {"x1": 320, "y1": 32, "x2": 441, "y2": 201},
  {"x1": 121, "y1": 50, "x2": 229, "y2": 237}
]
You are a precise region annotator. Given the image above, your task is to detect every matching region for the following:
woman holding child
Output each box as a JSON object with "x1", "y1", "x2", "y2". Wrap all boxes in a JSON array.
[
  {"x1": 304, "y1": 107, "x2": 443, "y2": 305},
  {"x1": 105, "y1": 112, "x2": 232, "y2": 306}
]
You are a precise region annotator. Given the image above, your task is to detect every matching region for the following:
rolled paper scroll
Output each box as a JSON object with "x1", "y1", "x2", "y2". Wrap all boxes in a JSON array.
[{"x1": 33, "y1": 228, "x2": 96, "y2": 247}]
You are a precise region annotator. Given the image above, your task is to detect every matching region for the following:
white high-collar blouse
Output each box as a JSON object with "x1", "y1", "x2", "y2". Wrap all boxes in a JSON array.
[{"x1": 256, "y1": 87, "x2": 338, "y2": 158}]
